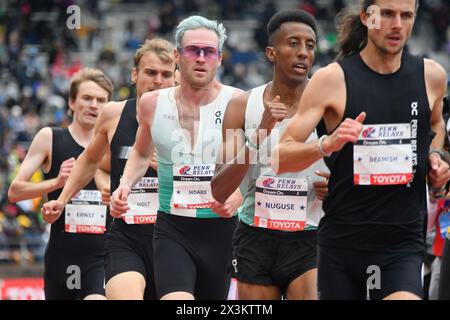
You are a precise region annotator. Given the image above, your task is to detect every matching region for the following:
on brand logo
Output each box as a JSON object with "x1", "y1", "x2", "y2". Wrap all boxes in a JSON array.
[{"x1": 411, "y1": 102, "x2": 418, "y2": 116}]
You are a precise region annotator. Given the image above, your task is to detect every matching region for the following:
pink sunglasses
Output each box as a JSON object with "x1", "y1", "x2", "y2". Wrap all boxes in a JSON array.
[{"x1": 178, "y1": 45, "x2": 220, "y2": 61}]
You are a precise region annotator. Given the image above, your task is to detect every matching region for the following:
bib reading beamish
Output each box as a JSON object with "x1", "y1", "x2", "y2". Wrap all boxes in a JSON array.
[{"x1": 354, "y1": 123, "x2": 413, "y2": 185}]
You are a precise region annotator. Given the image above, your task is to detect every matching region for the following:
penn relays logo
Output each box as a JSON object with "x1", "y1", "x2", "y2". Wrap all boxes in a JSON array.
[
  {"x1": 362, "y1": 127, "x2": 376, "y2": 138},
  {"x1": 179, "y1": 166, "x2": 191, "y2": 175},
  {"x1": 262, "y1": 178, "x2": 275, "y2": 188}
]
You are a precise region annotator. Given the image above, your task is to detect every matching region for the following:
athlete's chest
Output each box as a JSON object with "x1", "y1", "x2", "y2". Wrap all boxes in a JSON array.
[{"x1": 177, "y1": 106, "x2": 200, "y2": 143}]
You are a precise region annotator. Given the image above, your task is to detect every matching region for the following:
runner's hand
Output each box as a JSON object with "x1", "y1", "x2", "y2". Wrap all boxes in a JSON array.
[
  {"x1": 41, "y1": 200, "x2": 64, "y2": 224},
  {"x1": 322, "y1": 112, "x2": 366, "y2": 154},
  {"x1": 210, "y1": 191, "x2": 243, "y2": 218},
  {"x1": 249, "y1": 96, "x2": 288, "y2": 149},
  {"x1": 313, "y1": 171, "x2": 330, "y2": 201},
  {"x1": 110, "y1": 185, "x2": 131, "y2": 218},
  {"x1": 55, "y1": 157, "x2": 76, "y2": 188},
  {"x1": 258, "y1": 95, "x2": 287, "y2": 132},
  {"x1": 428, "y1": 153, "x2": 450, "y2": 189}
]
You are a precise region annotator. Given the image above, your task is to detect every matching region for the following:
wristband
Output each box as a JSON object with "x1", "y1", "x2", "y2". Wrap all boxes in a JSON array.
[{"x1": 318, "y1": 135, "x2": 332, "y2": 158}]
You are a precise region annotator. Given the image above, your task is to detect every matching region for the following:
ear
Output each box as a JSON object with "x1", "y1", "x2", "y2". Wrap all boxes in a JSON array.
[
  {"x1": 360, "y1": 9, "x2": 368, "y2": 28},
  {"x1": 68, "y1": 97, "x2": 76, "y2": 114},
  {"x1": 131, "y1": 67, "x2": 138, "y2": 85},
  {"x1": 265, "y1": 46, "x2": 275, "y2": 63}
]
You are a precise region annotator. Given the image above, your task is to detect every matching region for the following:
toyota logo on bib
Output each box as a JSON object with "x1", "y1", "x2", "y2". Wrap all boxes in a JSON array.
[
  {"x1": 179, "y1": 166, "x2": 191, "y2": 175},
  {"x1": 362, "y1": 127, "x2": 376, "y2": 138},
  {"x1": 262, "y1": 178, "x2": 275, "y2": 188}
]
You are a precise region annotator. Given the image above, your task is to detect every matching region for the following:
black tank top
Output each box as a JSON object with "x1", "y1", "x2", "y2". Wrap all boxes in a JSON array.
[
  {"x1": 110, "y1": 99, "x2": 157, "y2": 234},
  {"x1": 44, "y1": 127, "x2": 109, "y2": 253},
  {"x1": 319, "y1": 52, "x2": 432, "y2": 253}
]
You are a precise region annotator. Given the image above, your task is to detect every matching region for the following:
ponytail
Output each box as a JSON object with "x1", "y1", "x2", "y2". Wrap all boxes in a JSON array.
[{"x1": 335, "y1": 8, "x2": 367, "y2": 61}]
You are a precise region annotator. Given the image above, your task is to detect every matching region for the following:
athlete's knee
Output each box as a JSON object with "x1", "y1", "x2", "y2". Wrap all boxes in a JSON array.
[
  {"x1": 161, "y1": 291, "x2": 195, "y2": 300},
  {"x1": 106, "y1": 272, "x2": 146, "y2": 300},
  {"x1": 83, "y1": 294, "x2": 106, "y2": 300},
  {"x1": 383, "y1": 291, "x2": 421, "y2": 300}
]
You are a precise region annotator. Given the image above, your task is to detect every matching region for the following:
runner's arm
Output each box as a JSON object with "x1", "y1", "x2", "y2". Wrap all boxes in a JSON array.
[
  {"x1": 211, "y1": 93, "x2": 250, "y2": 204},
  {"x1": 425, "y1": 59, "x2": 450, "y2": 189},
  {"x1": 95, "y1": 151, "x2": 111, "y2": 204},
  {"x1": 95, "y1": 149, "x2": 111, "y2": 190},
  {"x1": 272, "y1": 65, "x2": 339, "y2": 174},
  {"x1": 8, "y1": 127, "x2": 57, "y2": 202},
  {"x1": 427, "y1": 60, "x2": 447, "y2": 153},
  {"x1": 272, "y1": 63, "x2": 364, "y2": 174},
  {"x1": 119, "y1": 91, "x2": 158, "y2": 189}
]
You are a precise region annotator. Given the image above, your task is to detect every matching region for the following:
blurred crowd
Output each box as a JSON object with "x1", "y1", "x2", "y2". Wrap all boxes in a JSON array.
[{"x1": 0, "y1": 0, "x2": 448, "y2": 267}]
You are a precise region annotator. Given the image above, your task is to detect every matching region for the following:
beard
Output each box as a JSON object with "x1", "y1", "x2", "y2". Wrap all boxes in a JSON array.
[
  {"x1": 185, "y1": 71, "x2": 215, "y2": 89},
  {"x1": 369, "y1": 34, "x2": 407, "y2": 56}
]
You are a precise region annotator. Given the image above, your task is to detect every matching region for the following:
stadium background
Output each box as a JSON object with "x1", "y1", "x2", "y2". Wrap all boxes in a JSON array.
[{"x1": 0, "y1": 0, "x2": 448, "y2": 300}]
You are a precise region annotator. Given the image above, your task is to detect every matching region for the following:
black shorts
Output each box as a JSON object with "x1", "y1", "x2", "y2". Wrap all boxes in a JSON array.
[
  {"x1": 232, "y1": 221, "x2": 317, "y2": 293},
  {"x1": 104, "y1": 219, "x2": 156, "y2": 300},
  {"x1": 44, "y1": 246, "x2": 105, "y2": 300},
  {"x1": 153, "y1": 212, "x2": 237, "y2": 299},
  {"x1": 317, "y1": 245, "x2": 424, "y2": 300}
]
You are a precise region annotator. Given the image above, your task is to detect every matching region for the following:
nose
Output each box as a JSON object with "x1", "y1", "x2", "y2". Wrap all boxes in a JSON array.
[
  {"x1": 392, "y1": 13, "x2": 402, "y2": 30},
  {"x1": 90, "y1": 98, "x2": 98, "y2": 109},
  {"x1": 153, "y1": 73, "x2": 163, "y2": 86},
  {"x1": 297, "y1": 43, "x2": 308, "y2": 59},
  {"x1": 90, "y1": 97, "x2": 104, "y2": 111},
  {"x1": 196, "y1": 49, "x2": 207, "y2": 63}
]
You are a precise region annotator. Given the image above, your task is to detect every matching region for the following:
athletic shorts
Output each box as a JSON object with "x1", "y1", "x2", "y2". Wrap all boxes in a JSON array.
[
  {"x1": 317, "y1": 244, "x2": 424, "y2": 300},
  {"x1": 232, "y1": 221, "x2": 317, "y2": 293},
  {"x1": 44, "y1": 246, "x2": 105, "y2": 300},
  {"x1": 104, "y1": 219, "x2": 156, "y2": 300},
  {"x1": 153, "y1": 212, "x2": 237, "y2": 299}
]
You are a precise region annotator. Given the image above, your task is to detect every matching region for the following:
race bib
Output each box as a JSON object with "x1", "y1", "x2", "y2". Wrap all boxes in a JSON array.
[
  {"x1": 172, "y1": 164, "x2": 215, "y2": 209},
  {"x1": 254, "y1": 176, "x2": 307, "y2": 231},
  {"x1": 65, "y1": 190, "x2": 107, "y2": 234},
  {"x1": 354, "y1": 123, "x2": 413, "y2": 185},
  {"x1": 122, "y1": 177, "x2": 158, "y2": 224}
]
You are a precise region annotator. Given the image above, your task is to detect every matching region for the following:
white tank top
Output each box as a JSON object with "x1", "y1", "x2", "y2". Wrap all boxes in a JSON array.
[
  {"x1": 151, "y1": 85, "x2": 236, "y2": 218},
  {"x1": 240, "y1": 83, "x2": 327, "y2": 230}
]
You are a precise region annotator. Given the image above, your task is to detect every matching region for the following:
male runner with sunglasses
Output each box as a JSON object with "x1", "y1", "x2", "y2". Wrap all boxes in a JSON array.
[{"x1": 110, "y1": 16, "x2": 244, "y2": 300}]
